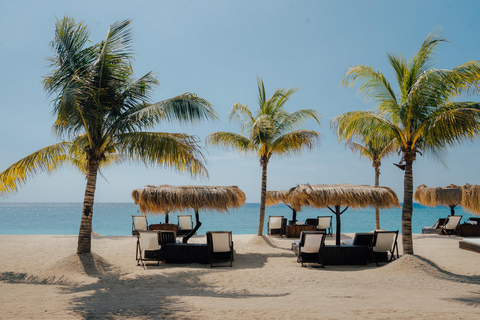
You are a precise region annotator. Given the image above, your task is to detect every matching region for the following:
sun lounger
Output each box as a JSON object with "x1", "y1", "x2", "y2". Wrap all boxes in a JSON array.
[
  {"x1": 441, "y1": 215, "x2": 463, "y2": 235},
  {"x1": 369, "y1": 230, "x2": 399, "y2": 266},
  {"x1": 316, "y1": 216, "x2": 333, "y2": 236},
  {"x1": 422, "y1": 218, "x2": 447, "y2": 234},
  {"x1": 268, "y1": 216, "x2": 285, "y2": 236},
  {"x1": 178, "y1": 215, "x2": 193, "y2": 236},
  {"x1": 132, "y1": 215, "x2": 148, "y2": 235},
  {"x1": 207, "y1": 231, "x2": 234, "y2": 267},
  {"x1": 294, "y1": 231, "x2": 326, "y2": 267},
  {"x1": 459, "y1": 238, "x2": 480, "y2": 254},
  {"x1": 136, "y1": 231, "x2": 161, "y2": 268}
]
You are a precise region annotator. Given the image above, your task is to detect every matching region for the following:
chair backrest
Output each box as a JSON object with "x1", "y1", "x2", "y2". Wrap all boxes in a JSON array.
[
  {"x1": 269, "y1": 216, "x2": 284, "y2": 229},
  {"x1": 133, "y1": 215, "x2": 148, "y2": 230},
  {"x1": 208, "y1": 231, "x2": 232, "y2": 253},
  {"x1": 159, "y1": 230, "x2": 176, "y2": 246},
  {"x1": 300, "y1": 231, "x2": 325, "y2": 253},
  {"x1": 372, "y1": 231, "x2": 398, "y2": 252},
  {"x1": 138, "y1": 231, "x2": 160, "y2": 252},
  {"x1": 353, "y1": 232, "x2": 374, "y2": 246},
  {"x1": 178, "y1": 215, "x2": 193, "y2": 230},
  {"x1": 444, "y1": 215, "x2": 462, "y2": 229},
  {"x1": 317, "y1": 216, "x2": 332, "y2": 229}
]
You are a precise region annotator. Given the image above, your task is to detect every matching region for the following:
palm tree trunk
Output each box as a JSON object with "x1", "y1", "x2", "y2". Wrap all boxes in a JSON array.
[
  {"x1": 335, "y1": 205, "x2": 341, "y2": 246},
  {"x1": 402, "y1": 159, "x2": 414, "y2": 255},
  {"x1": 183, "y1": 209, "x2": 201, "y2": 243},
  {"x1": 374, "y1": 166, "x2": 380, "y2": 230},
  {"x1": 257, "y1": 159, "x2": 268, "y2": 236},
  {"x1": 77, "y1": 159, "x2": 100, "y2": 254}
]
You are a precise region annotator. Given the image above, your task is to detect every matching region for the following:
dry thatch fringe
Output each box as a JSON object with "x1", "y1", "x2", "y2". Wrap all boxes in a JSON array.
[
  {"x1": 414, "y1": 184, "x2": 462, "y2": 208},
  {"x1": 131, "y1": 185, "x2": 246, "y2": 215},
  {"x1": 265, "y1": 190, "x2": 302, "y2": 210},
  {"x1": 282, "y1": 183, "x2": 400, "y2": 210},
  {"x1": 462, "y1": 184, "x2": 480, "y2": 215}
]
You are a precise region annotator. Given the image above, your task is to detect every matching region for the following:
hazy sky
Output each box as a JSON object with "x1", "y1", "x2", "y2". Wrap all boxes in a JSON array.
[{"x1": 1, "y1": 0, "x2": 480, "y2": 203}]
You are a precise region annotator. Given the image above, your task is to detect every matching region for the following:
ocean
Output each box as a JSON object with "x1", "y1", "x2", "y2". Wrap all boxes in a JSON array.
[{"x1": 0, "y1": 202, "x2": 475, "y2": 236}]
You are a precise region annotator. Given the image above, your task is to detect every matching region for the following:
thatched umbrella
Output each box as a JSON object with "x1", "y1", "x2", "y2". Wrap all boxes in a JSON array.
[
  {"x1": 266, "y1": 190, "x2": 302, "y2": 224},
  {"x1": 414, "y1": 184, "x2": 462, "y2": 215},
  {"x1": 131, "y1": 185, "x2": 246, "y2": 243},
  {"x1": 286, "y1": 183, "x2": 400, "y2": 245},
  {"x1": 461, "y1": 184, "x2": 480, "y2": 215}
]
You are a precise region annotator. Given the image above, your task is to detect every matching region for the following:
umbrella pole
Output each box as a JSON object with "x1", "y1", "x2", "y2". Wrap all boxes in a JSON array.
[
  {"x1": 450, "y1": 205, "x2": 455, "y2": 216},
  {"x1": 165, "y1": 213, "x2": 169, "y2": 224},
  {"x1": 292, "y1": 209, "x2": 297, "y2": 224},
  {"x1": 182, "y1": 209, "x2": 202, "y2": 243},
  {"x1": 328, "y1": 205, "x2": 348, "y2": 246}
]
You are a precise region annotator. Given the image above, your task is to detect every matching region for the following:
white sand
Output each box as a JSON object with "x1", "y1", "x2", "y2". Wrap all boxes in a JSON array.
[{"x1": 1, "y1": 233, "x2": 480, "y2": 319}]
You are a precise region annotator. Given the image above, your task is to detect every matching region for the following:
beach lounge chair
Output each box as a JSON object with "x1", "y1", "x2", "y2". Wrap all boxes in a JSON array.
[
  {"x1": 369, "y1": 230, "x2": 399, "y2": 266},
  {"x1": 421, "y1": 218, "x2": 447, "y2": 234},
  {"x1": 294, "y1": 231, "x2": 326, "y2": 267},
  {"x1": 268, "y1": 216, "x2": 285, "y2": 236},
  {"x1": 441, "y1": 215, "x2": 463, "y2": 235},
  {"x1": 178, "y1": 215, "x2": 193, "y2": 236},
  {"x1": 159, "y1": 230, "x2": 177, "y2": 246},
  {"x1": 136, "y1": 231, "x2": 161, "y2": 268},
  {"x1": 316, "y1": 216, "x2": 333, "y2": 236},
  {"x1": 132, "y1": 215, "x2": 148, "y2": 235},
  {"x1": 207, "y1": 231, "x2": 234, "y2": 267}
]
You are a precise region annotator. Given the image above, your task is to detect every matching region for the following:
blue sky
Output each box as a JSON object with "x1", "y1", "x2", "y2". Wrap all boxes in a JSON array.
[{"x1": 1, "y1": 0, "x2": 480, "y2": 203}]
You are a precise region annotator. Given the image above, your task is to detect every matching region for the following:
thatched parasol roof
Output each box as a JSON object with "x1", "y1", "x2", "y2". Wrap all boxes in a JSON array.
[
  {"x1": 414, "y1": 184, "x2": 462, "y2": 208},
  {"x1": 266, "y1": 190, "x2": 301, "y2": 210},
  {"x1": 287, "y1": 183, "x2": 400, "y2": 210},
  {"x1": 131, "y1": 185, "x2": 246, "y2": 215},
  {"x1": 462, "y1": 184, "x2": 480, "y2": 215}
]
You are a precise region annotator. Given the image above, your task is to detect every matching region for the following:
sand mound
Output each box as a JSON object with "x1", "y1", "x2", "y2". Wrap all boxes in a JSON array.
[
  {"x1": 30, "y1": 252, "x2": 119, "y2": 285},
  {"x1": 379, "y1": 254, "x2": 440, "y2": 276}
]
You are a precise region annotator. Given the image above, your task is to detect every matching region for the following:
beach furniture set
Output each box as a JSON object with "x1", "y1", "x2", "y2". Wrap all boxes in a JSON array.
[
  {"x1": 292, "y1": 230, "x2": 399, "y2": 267},
  {"x1": 422, "y1": 215, "x2": 465, "y2": 235},
  {"x1": 135, "y1": 229, "x2": 234, "y2": 268},
  {"x1": 268, "y1": 215, "x2": 333, "y2": 238}
]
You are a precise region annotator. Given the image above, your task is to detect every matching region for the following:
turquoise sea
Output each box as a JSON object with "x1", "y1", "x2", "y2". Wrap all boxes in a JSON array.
[{"x1": 0, "y1": 202, "x2": 476, "y2": 236}]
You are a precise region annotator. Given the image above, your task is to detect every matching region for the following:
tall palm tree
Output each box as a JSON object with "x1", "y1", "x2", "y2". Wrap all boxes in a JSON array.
[
  {"x1": 206, "y1": 77, "x2": 321, "y2": 235},
  {"x1": 332, "y1": 30, "x2": 480, "y2": 254},
  {"x1": 0, "y1": 17, "x2": 217, "y2": 254},
  {"x1": 336, "y1": 133, "x2": 396, "y2": 229}
]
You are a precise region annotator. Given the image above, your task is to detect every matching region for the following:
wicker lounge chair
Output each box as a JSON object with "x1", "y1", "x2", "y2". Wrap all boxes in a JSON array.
[
  {"x1": 136, "y1": 231, "x2": 161, "y2": 268},
  {"x1": 132, "y1": 215, "x2": 148, "y2": 235},
  {"x1": 178, "y1": 215, "x2": 193, "y2": 236},
  {"x1": 369, "y1": 230, "x2": 399, "y2": 266},
  {"x1": 441, "y1": 215, "x2": 463, "y2": 235},
  {"x1": 268, "y1": 216, "x2": 285, "y2": 236},
  {"x1": 294, "y1": 231, "x2": 326, "y2": 267},
  {"x1": 316, "y1": 216, "x2": 333, "y2": 236},
  {"x1": 207, "y1": 231, "x2": 234, "y2": 267}
]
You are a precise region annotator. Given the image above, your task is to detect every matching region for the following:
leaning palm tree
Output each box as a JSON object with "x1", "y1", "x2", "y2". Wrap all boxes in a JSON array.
[
  {"x1": 206, "y1": 77, "x2": 321, "y2": 235},
  {"x1": 0, "y1": 17, "x2": 217, "y2": 254},
  {"x1": 332, "y1": 30, "x2": 480, "y2": 254},
  {"x1": 343, "y1": 136, "x2": 396, "y2": 229}
]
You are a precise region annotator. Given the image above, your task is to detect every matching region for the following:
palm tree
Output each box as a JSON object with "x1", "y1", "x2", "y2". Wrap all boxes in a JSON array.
[
  {"x1": 206, "y1": 77, "x2": 321, "y2": 235},
  {"x1": 0, "y1": 17, "x2": 217, "y2": 254},
  {"x1": 332, "y1": 30, "x2": 480, "y2": 254},
  {"x1": 335, "y1": 133, "x2": 396, "y2": 229}
]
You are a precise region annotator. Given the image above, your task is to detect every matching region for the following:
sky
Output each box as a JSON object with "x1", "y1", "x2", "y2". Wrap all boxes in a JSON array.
[{"x1": 1, "y1": 0, "x2": 480, "y2": 203}]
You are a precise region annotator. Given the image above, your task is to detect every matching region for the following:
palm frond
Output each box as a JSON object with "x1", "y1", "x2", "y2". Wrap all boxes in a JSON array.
[
  {"x1": 271, "y1": 130, "x2": 321, "y2": 157},
  {"x1": 133, "y1": 93, "x2": 217, "y2": 124},
  {"x1": 206, "y1": 132, "x2": 253, "y2": 154},
  {"x1": 0, "y1": 142, "x2": 81, "y2": 194},
  {"x1": 115, "y1": 132, "x2": 208, "y2": 178}
]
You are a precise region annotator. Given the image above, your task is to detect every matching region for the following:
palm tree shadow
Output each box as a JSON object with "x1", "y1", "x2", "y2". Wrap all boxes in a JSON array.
[{"x1": 414, "y1": 254, "x2": 480, "y2": 308}]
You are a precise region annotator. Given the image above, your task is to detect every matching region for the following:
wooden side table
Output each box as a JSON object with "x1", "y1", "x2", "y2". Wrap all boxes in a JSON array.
[{"x1": 285, "y1": 224, "x2": 316, "y2": 238}]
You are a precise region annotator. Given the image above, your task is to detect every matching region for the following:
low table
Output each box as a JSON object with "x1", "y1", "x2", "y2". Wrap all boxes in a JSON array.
[
  {"x1": 285, "y1": 225, "x2": 316, "y2": 238},
  {"x1": 164, "y1": 243, "x2": 210, "y2": 264},
  {"x1": 149, "y1": 223, "x2": 179, "y2": 234},
  {"x1": 323, "y1": 245, "x2": 369, "y2": 265}
]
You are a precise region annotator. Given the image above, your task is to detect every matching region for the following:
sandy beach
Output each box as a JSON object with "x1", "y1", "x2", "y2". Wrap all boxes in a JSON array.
[{"x1": 1, "y1": 233, "x2": 479, "y2": 319}]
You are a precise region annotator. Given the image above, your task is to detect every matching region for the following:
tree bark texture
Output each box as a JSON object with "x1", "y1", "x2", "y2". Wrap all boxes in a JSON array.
[
  {"x1": 401, "y1": 159, "x2": 414, "y2": 255},
  {"x1": 257, "y1": 159, "x2": 268, "y2": 236},
  {"x1": 77, "y1": 159, "x2": 100, "y2": 254},
  {"x1": 374, "y1": 166, "x2": 380, "y2": 230}
]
